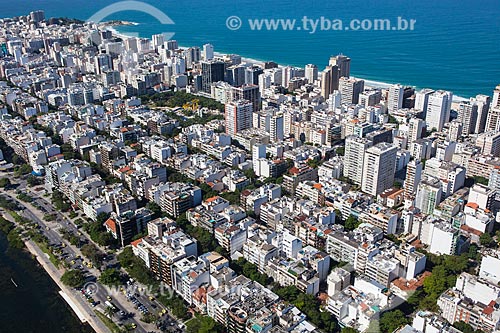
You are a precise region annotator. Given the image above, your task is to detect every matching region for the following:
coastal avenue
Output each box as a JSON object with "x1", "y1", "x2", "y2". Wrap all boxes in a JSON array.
[{"x1": 0, "y1": 169, "x2": 184, "y2": 333}]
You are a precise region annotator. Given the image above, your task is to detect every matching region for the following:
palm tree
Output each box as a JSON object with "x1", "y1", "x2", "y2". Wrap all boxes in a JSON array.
[{"x1": 104, "y1": 306, "x2": 114, "y2": 319}]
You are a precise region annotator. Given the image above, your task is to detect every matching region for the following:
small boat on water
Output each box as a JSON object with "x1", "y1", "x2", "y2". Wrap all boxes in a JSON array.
[{"x1": 11, "y1": 278, "x2": 18, "y2": 287}]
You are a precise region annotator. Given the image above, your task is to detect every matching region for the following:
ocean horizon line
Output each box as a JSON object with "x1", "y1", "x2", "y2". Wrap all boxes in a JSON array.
[{"x1": 109, "y1": 25, "x2": 471, "y2": 102}]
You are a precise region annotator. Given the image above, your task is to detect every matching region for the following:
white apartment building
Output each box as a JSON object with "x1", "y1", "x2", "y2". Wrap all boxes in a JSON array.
[{"x1": 361, "y1": 143, "x2": 397, "y2": 196}]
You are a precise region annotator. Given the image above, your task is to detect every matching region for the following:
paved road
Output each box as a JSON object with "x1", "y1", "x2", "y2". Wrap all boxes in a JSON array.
[
  {"x1": 2, "y1": 171, "x2": 184, "y2": 332},
  {"x1": 2, "y1": 186, "x2": 150, "y2": 333},
  {"x1": 20, "y1": 179, "x2": 185, "y2": 332},
  {"x1": 25, "y1": 240, "x2": 112, "y2": 333}
]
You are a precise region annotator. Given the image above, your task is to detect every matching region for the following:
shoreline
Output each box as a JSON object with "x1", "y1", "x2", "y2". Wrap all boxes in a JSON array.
[
  {"x1": 25, "y1": 240, "x2": 108, "y2": 333},
  {"x1": 1, "y1": 209, "x2": 108, "y2": 333},
  {"x1": 109, "y1": 25, "x2": 470, "y2": 102}
]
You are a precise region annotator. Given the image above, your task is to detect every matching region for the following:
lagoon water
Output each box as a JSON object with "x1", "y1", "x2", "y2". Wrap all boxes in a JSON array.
[
  {"x1": 0, "y1": 232, "x2": 93, "y2": 333},
  {"x1": 2, "y1": 0, "x2": 499, "y2": 97}
]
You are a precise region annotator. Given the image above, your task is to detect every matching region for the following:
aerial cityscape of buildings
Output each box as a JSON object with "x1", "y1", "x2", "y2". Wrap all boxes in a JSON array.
[{"x1": 1, "y1": 9, "x2": 500, "y2": 333}]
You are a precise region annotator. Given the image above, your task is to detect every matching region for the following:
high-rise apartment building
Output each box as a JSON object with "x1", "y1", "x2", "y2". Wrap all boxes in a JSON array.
[
  {"x1": 305, "y1": 64, "x2": 318, "y2": 84},
  {"x1": 201, "y1": 60, "x2": 225, "y2": 93},
  {"x1": 457, "y1": 101, "x2": 478, "y2": 135},
  {"x1": 408, "y1": 117, "x2": 426, "y2": 145},
  {"x1": 415, "y1": 177, "x2": 442, "y2": 215},
  {"x1": 404, "y1": 160, "x2": 423, "y2": 197},
  {"x1": 269, "y1": 113, "x2": 284, "y2": 142},
  {"x1": 387, "y1": 84, "x2": 404, "y2": 114},
  {"x1": 321, "y1": 65, "x2": 340, "y2": 99},
  {"x1": 344, "y1": 136, "x2": 372, "y2": 186},
  {"x1": 359, "y1": 89, "x2": 382, "y2": 107},
  {"x1": 339, "y1": 77, "x2": 364, "y2": 105},
  {"x1": 476, "y1": 131, "x2": 500, "y2": 157},
  {"x1": 231, "y1": 84, "x2": 260, "y2": 112},
  {"x1": 474, "y1": 94, "x2": 491, "y2": 133},
  {"x1": 328, "y1": 54, "x2": 351, "y2": 78},
  {"x1": 414, "y1": 88, "x2": 435, "y2": 117},
  {"x1": 361, "y1": 143, "x2": 397, "y2": 196},
  {"x1": 151, "y1": 33, "x2": 165, "y2": 50},
  {"x1": 425, "y1": 90, "x2": 453, "y2": 132},
  {"x1": 225, "y1": 100, "x2": 253, "y2": 136},
  {"x1": 202, "y1": 43, "x2": 214, "y2": 60},
  {"x1": 486, "y1": 85, "x2": 500, "y2": 132},
  {"x1": 492, "y1": 84, "x2": 500, "y2": 108},
  {"x1": 245, "y1": 66, "x2": 264, "y2": 85},
  {"x1": 30, "y1": 10, "x2": 45, "y2": 23},
  {"x1": 185, "y1": 47, "x2": 201, "y2": 68}
]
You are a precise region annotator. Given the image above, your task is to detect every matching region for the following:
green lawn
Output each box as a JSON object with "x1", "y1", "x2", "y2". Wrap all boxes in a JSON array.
[
  {"x1": 35, "y1": 240, "x2": 61, "y2": 268},
  {"x1": 94, "y1": 310, "x2": 124, "y2": 333}
]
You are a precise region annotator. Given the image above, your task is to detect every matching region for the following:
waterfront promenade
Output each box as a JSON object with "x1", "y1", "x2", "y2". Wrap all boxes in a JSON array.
[{"x1": 25, "y1": 240, "x2": 110, "y2": 333}]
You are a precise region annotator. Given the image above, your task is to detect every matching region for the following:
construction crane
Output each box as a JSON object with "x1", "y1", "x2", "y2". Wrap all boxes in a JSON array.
[{"x1": 182, "y1": 99, "x2": 199, "y2": 112}]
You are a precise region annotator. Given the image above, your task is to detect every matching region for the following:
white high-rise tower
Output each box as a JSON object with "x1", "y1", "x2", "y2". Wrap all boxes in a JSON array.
[
  {"x1": 305, "y1": 64, "x2": 318, "y2": 84},
  {"x1": 344, "y1": 136, "x2": 372, "y2": 186},
  {"x1": 425, "y1": 90, "x2": 453, "y2": 132},
  {"x1": 388, "y1": 84, "x2": 404, "y2": 114},
  {"x1": 361, "y1": 143, "x2": 398, "y2": 196},
  {"x1": 225, "y1": 100, "x2": 253, "y2": 136},
  {"x1": 202, "y1": 43, "x2": 214, "y2": 61}
]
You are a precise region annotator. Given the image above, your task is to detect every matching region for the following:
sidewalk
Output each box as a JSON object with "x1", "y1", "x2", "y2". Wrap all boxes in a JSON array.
[
  {"x1": 25, "y1": 240, "x2": 111, "y2": 333},
  {"x1": 11, "y1": 191, "x2": 159, "y2": 332},
  {"x1": 33, "y1": 190, "x2": 110, "y2": 254}
]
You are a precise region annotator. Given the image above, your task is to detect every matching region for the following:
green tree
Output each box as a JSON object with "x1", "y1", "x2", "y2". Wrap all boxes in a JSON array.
[
  {"x1": 243, "y1": 168, "x2": 256, "y2": 180},
  {"x1": 0, "y1": 178, "x2": 11, "y2": 188},
  {"x1": 96, "y1": 212, "x2": 111, "y2": 225},
  {"x1": 61, "y1": 143, "x2": 76, "y2": 159},
  {"x1": 220, "y1": 190, "x2": 240, "y2": 205},
  {"x1": 344, "y1": 215, "x2": 360, "y2": 231},
  {"x1": 292, "y1": 293, "x2": 338, "y2": 331},
  {"x1": 99, "y1": 268, "x2": 122, "y2": 286},
  {"x1": 473, "y1": 176, "x2": 489, "y2": 186},
  {"x1": 157, "y1": 294, "x2": 190, "y2": 320},
  {"x1": 480, "y1": 233, "x2": 494, "y2": 247},
  {"x1": 306, "y1": 159, "x2": 320, "y2": 169},
  {"x1": 379, "y1": 310, "x2": 409, "y2": 333},
  {"x1": 423, "y1": 265, "x2": 449, "y2": 296},
  {"x1": 468, "y1": 243, "x2": 479, "y2": 260},
  {"x1": 61, "y1": 269, "x2": 86, "y2": 288},
  {"x1": 275, "y1": 285, "x2": 301, "y2": 302},
  {"x1": 81, "y1": 243, "x2": 104, "y2": 266},
  {"x1": 146, "y1": 201, "x2": 162, "y2": 218},
  {"x1": 27, "y1": 174, "x2": 43, "y2": 187},
  {"x1": 51, "y1": 190, "x2": 71, "y2": 212},
  {"x1": 419, "y1": 253, "x2": 471, "y2": 309},
  {"x1": 0, "y1": 216, "x2": 14, "y2": 234},
  {"x1": 335, "y1": 146, "x2": 345, "y2": 156},
  {"x1": 97, "y1": 232, "x2": 115, "y2": 247},
  {"x1": 230, "y1": 258, "x2": 269, "y2": 285},
  {"x1": 186, "y1": 315, "x2": 225, "y2": 333},
  {"x1": 117, "y1": 247, "x2": 156, "y2": 285},
  {"x1": 452, "y1": 321, "x2": 481, "y2": 333},
  {"x1": 14, "y1": 164, "x2": 32, "y2": 177},
  {"x1": 7, "y1": 229, "x2": 24, "y2": 249}
]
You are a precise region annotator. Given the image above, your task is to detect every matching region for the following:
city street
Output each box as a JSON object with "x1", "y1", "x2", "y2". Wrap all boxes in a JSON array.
[
  {"x1": 1, "y1": 171, "x2": 157, "y2": 333},
  {"x1": 2, "y1": 169, "x2": 186, "y2": 332}
]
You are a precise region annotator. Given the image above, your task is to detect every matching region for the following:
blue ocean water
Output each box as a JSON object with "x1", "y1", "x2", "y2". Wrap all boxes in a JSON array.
[{"x1": 1, "y1": 0, "x2": 499, "y2": 98}]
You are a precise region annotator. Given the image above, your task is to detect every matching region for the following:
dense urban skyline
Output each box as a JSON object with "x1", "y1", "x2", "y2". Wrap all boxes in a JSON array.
[{"x1": 0, "y1": 8, "x2": 500, "y2": 333}]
